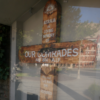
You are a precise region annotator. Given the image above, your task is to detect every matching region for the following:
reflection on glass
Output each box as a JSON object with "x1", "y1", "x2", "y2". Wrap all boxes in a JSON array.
[
  {"x1": 61, "y1": 6, "x2": 100, "y2": 42},
  {"x1": 11, "y1": 1, "x2": 100, "y2": 100}
]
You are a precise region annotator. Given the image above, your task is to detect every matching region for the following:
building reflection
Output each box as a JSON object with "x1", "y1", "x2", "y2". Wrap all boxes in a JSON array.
[{"x1": 67, "y1": 35, "x2": 100, "y2": 69}]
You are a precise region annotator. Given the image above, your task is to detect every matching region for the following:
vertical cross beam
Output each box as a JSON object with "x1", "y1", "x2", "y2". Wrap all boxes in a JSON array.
[
  {"x1": 40, "y1": 0, "x2": 61, "y2": 100},
  {"x1": 40, "y1": 65, "x2": 58, "y2": 100},
  {"x1": 42, "y1": 0, "x2": 61, "y2": 44}
]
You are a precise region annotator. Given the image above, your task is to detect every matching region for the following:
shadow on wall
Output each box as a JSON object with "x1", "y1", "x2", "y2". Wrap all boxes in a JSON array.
[
  {"x1": 57, "y1": 82, "x2": 89, "y2": 100},
  {"x1": 27, "y1": 94, "x2": 38, "y2": 100}
]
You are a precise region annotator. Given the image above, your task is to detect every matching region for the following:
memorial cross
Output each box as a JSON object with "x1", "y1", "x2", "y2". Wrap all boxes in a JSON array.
[{"x1": 18, "y1": 0, "x2": 80, "y2": 100}]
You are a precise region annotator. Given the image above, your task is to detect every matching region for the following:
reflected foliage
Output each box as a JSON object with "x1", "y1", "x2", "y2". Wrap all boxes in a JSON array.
[
  {"x1": 0, "y1": 24, "x2": 10, "y2": 80},
  {"x1": 61, "y1": 6, "x2": 100, "y2": 41},
  {"x1": 84, "y1": 84, "x2": 100, "y2": 100},
  {"x1": 17, "y1": 30, "x2": 34, "y2": 49},
  {"x1": 17, "y1": 29, "x2": 42, "y2": 49}
]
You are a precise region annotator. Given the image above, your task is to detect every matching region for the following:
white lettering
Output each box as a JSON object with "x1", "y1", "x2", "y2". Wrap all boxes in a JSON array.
[
  {"x1": 52, "y1": 51, "x2": 57, "y2": 57},
  {"x1": 53, "y1": 18, "x2": 56, "y2": 22},
  {"x1": 52, "y1": 58, "x2": 54, "y2": 62},
  {"x1": 67, "y1": 49, "x2": 72, "y2": 57},
  {"x1": 42, "y1": 58, "x2": 48, "y2": 62},
  {"x1": 52, "y1": 58, "x2": 60, "y2": 62},
  {"x1": 42, "y1": 52, "x2": 47, "y2": 57},
  {"x1": 73, "y1": 48, "x2": 78, "y2": 56},
  {"x1": 32, "y1": 51, "x2": 35, "y2": 57},
  {"x1": 62, "y1": 49, "x2": 66, "y2": 57},
  {"x1": 25, "y1": 51, "x2": 29, "y2": 58},
  {"x1": 24, "y1": 48, "x2": 79, "y2": 58},
  {"x1": 47, "y1": 80, "x2": 52, "y2": 84},
  {"x1": 43, "y1": 84, "x2": 48, "y2": 87},
  {"x1": 48, "y1": 52, "x2": 51, "y2": 57},
  {"x1": 41, "y1": 90, "x2": 52, "y2": 95},
  {"x1": 44, "y1": 29, "x2": 53, "y2": 33},
  {"x1": 44, "y1": 18, "x2": 56, "y2": 24},
  {"x1": 57, "y1": 50, "x2": 61, "y2": 57},
  {"x1": 29, "y1": 51, "x2": 31, "y2": 57},
  {"x1": 58, "y1": 58, "x2": 60, "y2": 62},
  {"x1": 42, "y1": 76, "x2": 46, "y2": 79},
  {"x1": 43, "y1": 33, "x2": 54, "y2": 38},
  {"x1": 47, "y1": 77, "x2": 51, "y2": 80},
  {"x1": 37, "y1": 52, "x2": 41, "y2": 57},
  {"x1": 45, "y1": 39, "x2": 49, "y2": 42}
]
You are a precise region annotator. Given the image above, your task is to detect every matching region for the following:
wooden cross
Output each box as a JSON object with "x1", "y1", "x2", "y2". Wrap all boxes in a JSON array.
[
  {"x1": 18, "y1": 0, "x2": 81, "y2": 100},
  {"x1": 19, "y1": 0, "x2": 80, "y2": 65}
]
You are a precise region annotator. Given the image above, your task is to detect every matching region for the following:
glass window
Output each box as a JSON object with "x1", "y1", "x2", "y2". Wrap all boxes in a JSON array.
[{"x1": 10, "y1": 0, "x2": 100, "y2": 100}]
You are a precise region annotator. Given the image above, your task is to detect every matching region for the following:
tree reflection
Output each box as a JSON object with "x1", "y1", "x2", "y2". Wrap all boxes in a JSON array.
[
  {"x1": 61, "y1": 6, "x2": 100, "y2": 42},
  {"x1": 13, "y1": 6, "x2": 100, "y2": 100}
]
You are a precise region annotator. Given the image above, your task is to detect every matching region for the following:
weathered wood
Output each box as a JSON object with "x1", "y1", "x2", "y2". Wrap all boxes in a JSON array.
[
  {"x1": 19, "y1": 41, "x2": 80, "y2": 64},
  {"x1": 40, "y1": 65, "x2": 58, "y2": 100},
  {"x1": 42, "y1": 0, "x2": 61, "y2": 44}
]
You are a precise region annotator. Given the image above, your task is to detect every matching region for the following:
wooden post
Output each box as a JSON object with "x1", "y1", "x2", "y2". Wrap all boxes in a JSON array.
[
  {"x1": 42, "y1": 0, "x2": 61, "y2": 44},
  {"x1": 40, "y1": 0, "x2": 61, "y2": 99},
  {"x1": 40, "y1": 64, "x2": 58, "y2": 100}
]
